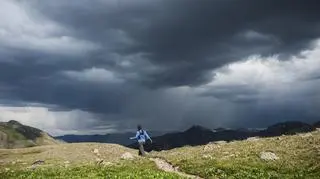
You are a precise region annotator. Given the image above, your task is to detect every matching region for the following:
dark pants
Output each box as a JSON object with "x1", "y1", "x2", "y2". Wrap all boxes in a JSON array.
[{"x1": 138, "y1": 141, "x2": 146, "y2": 156}]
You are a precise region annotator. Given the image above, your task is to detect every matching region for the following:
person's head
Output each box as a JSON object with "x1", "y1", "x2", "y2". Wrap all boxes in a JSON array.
[{"x1": 137, "y1": 125, "x2": 142, "y2": 131}]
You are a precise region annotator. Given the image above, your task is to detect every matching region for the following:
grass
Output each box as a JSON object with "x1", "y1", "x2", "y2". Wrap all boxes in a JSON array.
[
  {"x1": 153, "y1": 130, "x2": 320, "y2": 179},
  {"x1": 0, "y1": 143, "x2": 137, "y2": 167},
  {"x1": 0, "y1": 125, "x2": 27, "y2": 141},
  {"x1": 0, "y1": 160, "x2": 183, "y2": 179},
  {"x1": 1, "y1": 130, "x2": 319, "y2": 178}
]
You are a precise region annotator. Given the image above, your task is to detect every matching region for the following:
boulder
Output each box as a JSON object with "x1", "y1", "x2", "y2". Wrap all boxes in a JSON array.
[
  {"x1": 120, "y1": 152, "x2": 135, "y2": 160},
  {"x1": 260, "y1": 152, "x2": 279, "y2": 161}
]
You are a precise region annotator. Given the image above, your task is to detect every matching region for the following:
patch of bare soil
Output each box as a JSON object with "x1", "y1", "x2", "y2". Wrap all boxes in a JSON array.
[{"x1": 150, "y1": 158, "x2": 203, "y2": 179}]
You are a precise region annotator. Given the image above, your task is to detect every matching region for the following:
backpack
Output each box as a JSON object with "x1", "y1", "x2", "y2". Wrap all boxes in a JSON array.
[{"x1": 138, "y1": 130, "x2": 145, "y2": 140}]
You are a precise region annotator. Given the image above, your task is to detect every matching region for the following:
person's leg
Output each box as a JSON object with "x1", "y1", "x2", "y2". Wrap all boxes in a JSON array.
[{"x1": 138, "y1": 142, "x2": 146, "y2": 156}]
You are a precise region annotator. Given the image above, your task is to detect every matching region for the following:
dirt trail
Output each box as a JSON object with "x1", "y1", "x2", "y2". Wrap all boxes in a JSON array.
[{"x1": 150, "y1": 158, "x2": 203, "y2": 179}]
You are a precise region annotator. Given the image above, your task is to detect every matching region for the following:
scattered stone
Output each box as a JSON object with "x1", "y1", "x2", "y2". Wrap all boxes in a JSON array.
[
  {"x1": 203, "y1": 144, "x2": 220, "y2": 151},
  {"x1": 260, "y1": 152, "x2": 279, "y2": 161},
  {"x1": 202, "y1": 154, "x2": 213, "y2": 159},
  {"x1": 29, "y1": 160, "x2": 45, "y2": 170},
  {"x1": 102, "y1": 161, "x2": 112, "y2": 166},
  {"x1": 92, "y1": 148, "x2": 101, "y2": 156},
  {"x1": 32, "y1": 160, "x2": 45, "y2": 165},
  {"x1": 213, "y1": 141, "x2": 227, "y2": 145},
  {"x1": 11, "y1": 161, "x2": 16, "y2": 165},
  {"x1": 93, "y1": 148, "x2": 99, "y2": 154},
  {"x1": 5, "y1": 168, "x2": 10, "y2": 172},
  {"x1": 299, "y1": 133, "x2": 313, "y2": 138},
  {"x1": 22, "y1": 162, "x2": 28, "y2": 165},
  {"x1": 64, "y1": 161, "x2": 70, "y2": 164},
  {"x1": 247, "y1": 137, "x2": 260, "y2": 141},
  {"x1": 120, "y1": 152, "x2": 135, "y2": 160}
]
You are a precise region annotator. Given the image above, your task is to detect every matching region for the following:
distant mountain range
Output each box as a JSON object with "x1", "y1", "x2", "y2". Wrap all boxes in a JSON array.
[
  {"x1": 3, "y1": 119, "x2": 318, "y2": 151},
  {"x1": 0, "y1": 120, "x2": 60, "y2": 149},
  {"x1": 55, "y1": 131, "x2": 167, "y2": 146},
  {"x1": 56, "y1": 121, "x2": 320, "y2": 152},
  {"x1": 127, "y1": 121, "x2": 319, "y2": 152}
]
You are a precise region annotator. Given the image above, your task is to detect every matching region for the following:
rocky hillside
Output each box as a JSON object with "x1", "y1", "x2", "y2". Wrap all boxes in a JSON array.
[{"x1": 0, "y1": 120, "x2": 60, "y2": 149}]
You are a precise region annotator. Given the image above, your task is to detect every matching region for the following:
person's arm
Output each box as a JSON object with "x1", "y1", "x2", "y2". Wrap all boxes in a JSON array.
[
  {"x1": 144, "y1": 131, "x2": 152, "y2": 143},
  {"x1": 129, "y1": 131, "x2": 139, "y2": 140}
]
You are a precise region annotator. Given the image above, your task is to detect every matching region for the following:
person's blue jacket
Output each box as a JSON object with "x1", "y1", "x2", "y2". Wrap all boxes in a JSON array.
[{"x1": 130, "y1": 130, "x2": 152, "y2": 143}]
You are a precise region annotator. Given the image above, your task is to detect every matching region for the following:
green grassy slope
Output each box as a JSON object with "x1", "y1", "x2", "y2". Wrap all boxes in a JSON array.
[
  {"x1": 154, "y1": 130, "x2": 320, "y2": 179},
  {"x1": 0, "y1": 143, "x2": 182, "y2": 179},
  {"x1": 1, "y1": 160, "x2": 182, "y2": 179},
  {"x1": 0, "y1": 128, "x2": 319, "y2": 178}
]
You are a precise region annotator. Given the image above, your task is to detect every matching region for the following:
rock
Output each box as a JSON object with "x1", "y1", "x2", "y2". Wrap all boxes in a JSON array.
[
  {"x1": 30, "y1": 160, "x2": 45, "y2": 170},
  {"x1": 93, "y1": 148, "x2": 100, "y2": 156},
  {"x1": 299, "y1": 133, "x2": 313, "y2": 138},
  {"x1": 103, "y1": 162, "x2": 113, "y2": 166},
  {"x1": 247, "y1": 137, "x2": 260, "y2": 141},
  {"x1": 32, "y1": 160, "x2": 45, "y2": 165},
  {"x1": 64, "y1": 161, "x2": 70, "y2": 164},
  {"x1": 120, "y1": 152, "x2": 135, "y2": 160},
  {"x1": 5, "y1": 168, "x2": 10, "y2": 172},
  {"x1": 260, "y1": 152, "x2": 279, "y2": 161},
  {"x1": 202, "y1": 154, "x2": 212, "y2": 159},
  {"x1": 214, "y1": 141, "x2": 227, "y2": 145},
  {"x1": 93, "y1": 148, "x2": 99, "y2": 154},
  {"x1": 222, "y1": 154, "x2": 235, "y2": 159},
  {"x1": 203, "y1": 144, "x2": 220, "y2": 151}
]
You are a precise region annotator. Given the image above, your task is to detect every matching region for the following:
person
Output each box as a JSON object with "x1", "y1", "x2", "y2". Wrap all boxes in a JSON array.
[{"x1": 129, "y1": 125, "x2": 152, "y2": 156}]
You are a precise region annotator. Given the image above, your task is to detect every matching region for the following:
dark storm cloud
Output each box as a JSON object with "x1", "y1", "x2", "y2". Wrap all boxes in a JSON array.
[
  {"x1": 0, "y1": 0, "x2": 320, "y2": 133},
  {"x1": 30, "y1": 0, "x2": 320, "y2": 87}
]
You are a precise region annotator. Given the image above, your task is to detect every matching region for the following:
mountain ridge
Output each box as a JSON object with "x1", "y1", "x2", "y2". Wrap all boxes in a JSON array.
[{"x1": 0, "y1": 120, "x2": 60, "y2": 149}]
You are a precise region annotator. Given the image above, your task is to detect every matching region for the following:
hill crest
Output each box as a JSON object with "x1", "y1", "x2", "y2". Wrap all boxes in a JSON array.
[{"x1": 0, "y1": 120, "x2": 60, "y2": 149}]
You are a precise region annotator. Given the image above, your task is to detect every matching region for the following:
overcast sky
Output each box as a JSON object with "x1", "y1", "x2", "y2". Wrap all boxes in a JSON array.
[{"x1": 0, "y1": 0, "x2": 319, "y2": 136}]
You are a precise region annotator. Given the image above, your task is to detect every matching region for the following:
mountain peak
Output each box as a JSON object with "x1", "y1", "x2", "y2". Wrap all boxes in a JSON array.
[
  {"x1": 185, "y1": 125, "x2": 212, "y2": 133},
  {"x1": 7, "y1": 120, "x2": 22, "y2": 126}
]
